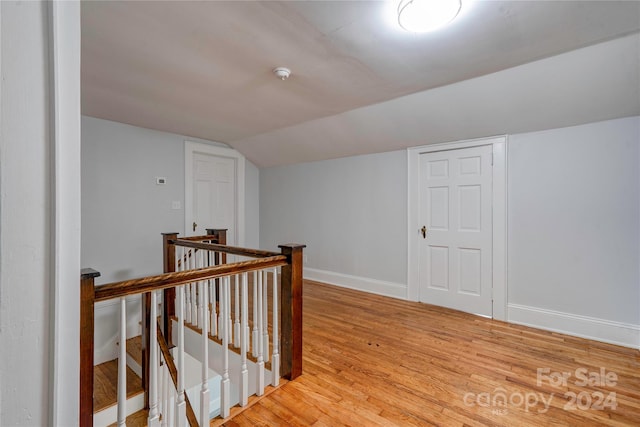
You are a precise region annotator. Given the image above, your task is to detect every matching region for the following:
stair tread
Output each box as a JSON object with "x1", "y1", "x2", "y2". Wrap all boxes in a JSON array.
[
  {"x1": 94, "y1": 359, "x2": 144, "y2": 413},
  {"x1": 107, "y1": 408, "x2": 148, "y2": 427},
  {"x1": 211, "y1": 381, "x2": 288, "y2": 426}
]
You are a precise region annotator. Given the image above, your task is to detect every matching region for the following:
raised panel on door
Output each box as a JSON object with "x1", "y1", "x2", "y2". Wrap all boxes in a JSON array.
[
  {"x1": 213, "y1": 159, "x2": 234, "y2": 230},
  {"x1": 428, "y1": 187, "x2": 449, "y2": 231},
  {"x1": 427, "y1": 246, "x2": 449, "y2": 290},
  {"x1": 195, "y1": 180, "x2": 212, "y2": 228},
  {"x1": 418, "y1": 145, "x2": 493, "y2": 317},
  {"x1": 458, "y1": 248, "x2": 481, "y2": 295},
  {"x1": 458, "y1": 185, "x2": 481, "y2": 232}
]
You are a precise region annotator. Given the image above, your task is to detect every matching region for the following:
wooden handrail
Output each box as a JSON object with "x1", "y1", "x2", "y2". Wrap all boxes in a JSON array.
[
  {"x1": 80, "y1": 230, "x2": 305, "y2": 426},
  {"x1": 176, "y1": 234, "x2": 220, "y2": 242},
  {"x1": 156, "y1": 321, "x2": 198, "y2": 427},
  {"x1": 95, "y1": 255, "x2": 287, "y2": 302},
  {"x1": 172, "y1": 239, "x2": 281, "y2": 258}
]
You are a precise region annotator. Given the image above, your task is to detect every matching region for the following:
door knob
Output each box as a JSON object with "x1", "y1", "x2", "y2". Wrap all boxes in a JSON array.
[
  {"x1": 420, "y1": 226, "x2": 427, "y2": 239},
  {"x1": 193, "y1": 221, "x2": 197, "y2": 232}
]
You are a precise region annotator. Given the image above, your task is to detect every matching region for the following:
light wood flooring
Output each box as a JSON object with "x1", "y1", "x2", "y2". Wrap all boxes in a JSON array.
[
  {"x1": 221, "y1": 280, "x2": 640, "y2": 426},
  {"x1": 94, "y1": 280, "x2": 640, "y2": 426}
]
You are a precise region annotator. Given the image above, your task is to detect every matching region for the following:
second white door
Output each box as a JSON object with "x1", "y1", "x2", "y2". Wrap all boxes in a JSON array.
[
  {"x1": 418, "y1": 145, "x2": 493, "y2": 316},
  {"x1": 191, "y1": 152, "x2": 237, "y2": 244}
]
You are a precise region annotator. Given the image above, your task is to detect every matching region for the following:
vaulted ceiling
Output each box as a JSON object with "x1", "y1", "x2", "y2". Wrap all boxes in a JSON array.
[{"x1": 81, "y1": 1, "x2": 640, "y2": 167}]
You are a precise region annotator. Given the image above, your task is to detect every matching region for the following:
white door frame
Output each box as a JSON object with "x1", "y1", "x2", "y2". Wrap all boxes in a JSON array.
[
  {"x1": 48, "y1": 1, "x2": 82, "y2": 425},
  {"x1": 185, "y1": 141, "x2": 245, "y2": 246},
  {"x1": 407, "y1": 136, "x2": 508, "y2": 320}
]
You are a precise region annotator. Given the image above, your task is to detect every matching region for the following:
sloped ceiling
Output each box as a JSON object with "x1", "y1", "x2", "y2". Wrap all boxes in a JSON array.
[{"x1": 81, "y1": 1, "x2": 640, "y2": 167}]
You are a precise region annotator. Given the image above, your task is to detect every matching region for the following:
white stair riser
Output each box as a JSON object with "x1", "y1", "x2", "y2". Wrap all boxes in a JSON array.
[{"x1": 93, "y1": 393, "x2": 144, "y2": 427}]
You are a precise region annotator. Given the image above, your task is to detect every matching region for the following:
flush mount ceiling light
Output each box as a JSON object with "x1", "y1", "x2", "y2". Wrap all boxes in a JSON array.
[
  {"x1": 398, "y1": 0, "x2": 462, "y2": 33},
  {"x1": 273, "y1": 67, "x2": 291, "y2": 80}
]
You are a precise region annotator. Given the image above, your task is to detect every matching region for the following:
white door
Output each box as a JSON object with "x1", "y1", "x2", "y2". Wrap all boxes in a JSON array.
[
  {"x1": 185, "y1": 142, "x2": 245, "y2": 249},
  {"x1": 418, "y1": 145, "x2": 493, "y2": 316},
  {"x1": 186, "y1": 150, "x2": 237, "y2": 245}
]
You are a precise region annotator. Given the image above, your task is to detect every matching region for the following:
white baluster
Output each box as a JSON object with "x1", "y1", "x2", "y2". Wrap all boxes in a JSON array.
[
  {"x1": 117, "y1": 297, "x2": 127, "y2": 427},
  {"x1": 190, "y1": 252, "x2": 198, "y2": 327},
  {"x1": 185, "y1": 253, "x2": 192, "y2": 324},
  {"x1": 210, "y1": 276, "x2": 217, "y2": 337},
  {"x1": 176, "y1": 285, "x2": 186, "y2": 427},
  {"x1": 252, "y1": 270, "x2": 259, "y2": 357},
  {"x1": 272, "y1": 267, "x2": 280, "y2": 386},
  {"x1": 234, "y1": 275, "x2": 240, "y2": 348},
  {"x1": 158, "y1": 358, "x2": 163, "y2": 426},
  {"x1": 243, "y1": 272, "x2": 250, "y2": 351},
  {"x1": 220, "y1": 276, "x2": 231, "y2": 418},
  {"x1": 175, "y1": 248, "x2": 183, "y2": 320},
  {"x1": 217, "y1": 265, "x2": 224, "y2": 339},
  {"x1": 197, "y1": 250, "x2": 204, "y2": 328},
  {"x1": 148, "y1": 291, "x2": 160, "y2": 426},
  {"x1": 200, "y1": 276, "x2": 210, "y2": 425},
  {"x1": 205, "y1": 252, "x2": 212, "y2": 335},
  {"x1": 227, "y1": 276, "x2": 233, "y2": 346},
  {"x1": 256, "y1": 271, "x2": 265, "y2": 396},
  {"x1": 161, "y1": 353, "x2": 168, "y2": 427},
  {"x1": 239, "y1": 272, "x2": 249, "y2": 406},
  {"x1": 262, "y1": 270, "x2": 270, "y2": 363},
  {"x1": 207, "y1": 250, "x2": 215, "y2": 336},
  {"x1": 166, "y1": 382, "x2": 175, "y2": 427}
]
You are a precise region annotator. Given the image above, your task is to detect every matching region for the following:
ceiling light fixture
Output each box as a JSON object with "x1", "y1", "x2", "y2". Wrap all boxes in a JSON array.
[
  {"x1": 398, "y1": 0, "x2": 462, "y2": 33},
  {"x1": 273, "y1": 67, "x2": 291, "y2": 80}
]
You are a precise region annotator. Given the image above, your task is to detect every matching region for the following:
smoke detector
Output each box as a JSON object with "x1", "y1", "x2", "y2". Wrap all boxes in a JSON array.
[{"x1": 273, "y1": 67, "x2": 291, "y2": 80}]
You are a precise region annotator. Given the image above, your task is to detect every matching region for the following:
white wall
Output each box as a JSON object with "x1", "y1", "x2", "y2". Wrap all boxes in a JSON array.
[
  {"x1": 82, "y1": 116, "x2": 260, "y2": 283},
  {"x1": 260, "y1": 116, "x2": 640, "y2": 347},
  {"x1": 81, "y1": 116, "x2": 260, "y2": 362},
  {"x1": 83, "y1": 116, "x2": 193, "y2": 284},
  {"x1": 0, "y1": 1, "x2": 81, "y2": 425},
  {"x1": 0, "y1": 3, "x2": 51, "y2": 423},
  {"x1": 260, "y1": 151, "x2": 408, "y2": 298},
  {"x1": 507, "y1": 116, "x2": 640, "y2": 345}
]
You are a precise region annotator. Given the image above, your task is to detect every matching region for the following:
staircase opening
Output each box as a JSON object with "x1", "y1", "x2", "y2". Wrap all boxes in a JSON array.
[{"x1": 80, "y1": 229, "x2": 305, "y2": 426}]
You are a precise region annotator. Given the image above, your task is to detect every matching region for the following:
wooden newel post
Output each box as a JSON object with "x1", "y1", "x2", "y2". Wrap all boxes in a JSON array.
[
  {"x1": 206, "y1": 228, "x2": 227, "y2": 265},
  {"x1": 80, "y1": 268, "x2": 100, "y2": 427},
  {"x1": 162, "y1": 232, "x2": 178, "y2": 348},
  {"x1": 279, "y1": 244, "x2": 306, "y2": 380},
  {"x1": 206, "y1": 228, "x2": 227, "y2": 245}
]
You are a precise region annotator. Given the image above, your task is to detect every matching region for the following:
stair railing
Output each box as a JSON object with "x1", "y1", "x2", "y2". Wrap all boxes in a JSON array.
[{"x1": 80, "y1": 231, "x2": 304, "y2": 427}]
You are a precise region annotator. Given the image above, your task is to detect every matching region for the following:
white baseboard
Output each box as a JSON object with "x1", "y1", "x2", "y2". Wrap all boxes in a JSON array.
[
  {"x1": 508, "y1": 303, "x2": 640, "y2": 349},
  {"x1": 304, "y1": 267, "x2": 407, "y2": 300}
]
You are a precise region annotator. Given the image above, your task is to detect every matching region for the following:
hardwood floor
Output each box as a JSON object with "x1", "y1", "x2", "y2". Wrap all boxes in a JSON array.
[{"x1": 220, "y1": 280, "x2": 640, "y2": 426}]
